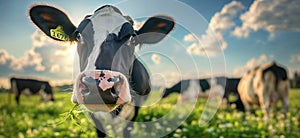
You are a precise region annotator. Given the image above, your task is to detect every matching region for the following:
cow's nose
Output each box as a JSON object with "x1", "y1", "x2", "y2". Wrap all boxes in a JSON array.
[{"x1": 81, "y1": 76, "x2": 119, "y2": 104}]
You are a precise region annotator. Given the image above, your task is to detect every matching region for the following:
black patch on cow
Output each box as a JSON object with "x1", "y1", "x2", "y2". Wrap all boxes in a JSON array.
[
  {"x1": 199, "y1": 79, "x2": 210, "y2": 92},
  {"x1": 262, "y1": 62, "x2": 288, "y2": 90},
  {"x1": 224, "y1": 78, "x2": 240, "y2": 99},
  {"x1": 162, "y1": 80, "x2": 190, "y2": 98},
  {"x1": 76, "y1": 19, "x2": 91, "y2": 34},
  {"x1": 95, "y1": 22, "x2": 136, "y2": 74}
]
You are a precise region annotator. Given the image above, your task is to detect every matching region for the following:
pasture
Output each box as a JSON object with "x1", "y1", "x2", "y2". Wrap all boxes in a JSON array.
[{"x1": 0, "y1": 89, "x2": 300, "y2": 138}]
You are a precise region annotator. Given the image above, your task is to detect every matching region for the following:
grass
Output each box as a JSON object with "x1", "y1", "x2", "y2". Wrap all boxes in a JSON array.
[{"x1": 0, "y1": 89, "x2": 299, "y2": 138}]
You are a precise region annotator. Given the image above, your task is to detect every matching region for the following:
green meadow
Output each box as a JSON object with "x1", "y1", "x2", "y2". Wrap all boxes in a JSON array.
[{"x1": 0, "y1": 89, "x2": 299, "y2": 138}]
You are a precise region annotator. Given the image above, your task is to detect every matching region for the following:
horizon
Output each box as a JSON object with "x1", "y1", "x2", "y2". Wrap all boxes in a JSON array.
[{"x1": 1, "y1": 0, "x2": 299, "y2": 89}]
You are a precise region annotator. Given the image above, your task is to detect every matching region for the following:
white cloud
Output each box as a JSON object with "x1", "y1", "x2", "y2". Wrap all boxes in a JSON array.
[
  {"x1": 234, "y1": 54, "x2": 268, "y2": 76},
  {"x1": 183, "y1": 34, "x2": 197, "y2": 42},
  {"x1": 0, "y1": 49, "x2": 14, "y2": 64},
  {"x1": 186, "y1": 30, "x2": 227, "y2": 57},
  {"x1": 232, "y1": 0, "x2": 300, "y2": 38},
  {"x1": 0, "y1": 30, "x2": 75, "y2": 81},
  {"x1": 151, "y1": 54, "x2": 161, "y2": 64},
  {"x1": 185, "y1": 1, "x2": 244, "y2": 57},
  {"x1": 10, "y1": 49, "x2": 45, "y2": 71},
  {"x1": 290, "y1": 54, "x2": 300, "y2": 63},
  {"x1": 50, "y1": 64, "x2": 61, "y2": 73},
  {"x1": 209, "y1": 1, "x2": 245, "y2": 32}
]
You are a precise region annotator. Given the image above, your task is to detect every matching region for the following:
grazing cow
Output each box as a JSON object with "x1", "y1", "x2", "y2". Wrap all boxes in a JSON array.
[
  {"x1": 29, "y1": 4, "x2": 175, "y2": 137},
  {"x1": 162, "y1": 79, "x2": 211, "y2": 103},
  {"x1": 238, "y1": 61, "x2": 289, "y2": 121},
  {"x1": 161, "y1": 77, "x2": 245, "y2": 110},
  {"x1": 10, "y1": 77, "x2": 54, "y2": 104}
]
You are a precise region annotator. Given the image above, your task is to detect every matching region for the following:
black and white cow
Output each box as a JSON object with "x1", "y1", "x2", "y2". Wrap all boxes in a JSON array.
[
  {"x1": 161, "y1": 77, "x2": 245, "y2": 110},
  {"x1": 161, "y1": 79, "x2": 211, "y2": 103},
  {"x1": 238, "y1": 61, "x2": 289, "y2": 121},
  {"x1": 10, "y1": 77, "x2": 54, "y2": 104},
  {"x1": 29, "y1": 5, "x2": 175, "y2": 137}
]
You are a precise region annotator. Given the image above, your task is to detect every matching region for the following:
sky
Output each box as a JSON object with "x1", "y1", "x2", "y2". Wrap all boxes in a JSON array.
[{"x1": 0, "y1": 0, "x2": 299, "y2": 88}]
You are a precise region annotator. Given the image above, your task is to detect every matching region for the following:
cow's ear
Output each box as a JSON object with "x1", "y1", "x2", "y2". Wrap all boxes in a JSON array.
[
  {"x1": 136, "y1": 15, "x2": 175, "y2": 44},
  {"x1": 29, "y1": 5, "x2": 76, "y2": 41}
]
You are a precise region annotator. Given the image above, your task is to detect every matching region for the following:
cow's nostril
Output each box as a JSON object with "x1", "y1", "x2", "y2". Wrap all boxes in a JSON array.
[
  {"x1": 100, "y1": 71, "x2": 105, "y2": 77},
  {"x1": 110, "y1": 87, "x2": 119, "y2": 100},
  {"x1": 112, "y1": 92, "x2": 119, "y2": 100},
  {"x1": 96, "y1": 79, "x2": 100, "y2": 85}
]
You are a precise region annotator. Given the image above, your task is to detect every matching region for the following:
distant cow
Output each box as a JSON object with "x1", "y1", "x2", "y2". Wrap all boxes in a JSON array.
[
  {"x1": 10, "y1": 77, "x2": 54, "y2": 104},
  {"x1": 162, "y1": 79, "x2": 211, "y2": 103},
  {"x1": 29, "y1": 4, "x2": 175, "y2": 137},
  {"x1": 161, "y1": 77, "x2": 245, "y2": 110},
  {"x1": 238, "y1": 61, "x2": 289, "y2": 121}
]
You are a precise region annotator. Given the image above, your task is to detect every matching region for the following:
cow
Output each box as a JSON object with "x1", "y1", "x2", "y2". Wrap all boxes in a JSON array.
[
  {"x1": 29, "y1": 4, "x2": 175, "y2": 137},
  {"x1": 10, "y1": 77, "x2": 54, "y2": 105},
  {"x1": 161, "y1": 79, "x2": 211, "y2": 103},
  {"x1": 161, "y1": 77, "x2": 245, "y2": 110},
  {"x1": 238, "y1": 61, "x2": 289, "y2": 121}
]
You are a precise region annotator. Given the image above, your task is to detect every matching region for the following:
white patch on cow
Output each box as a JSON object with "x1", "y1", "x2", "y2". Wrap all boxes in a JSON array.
[
  {"x1": 179, "y1": 80, "x2": 200, "y2": 103},
  {"x1": 11, "y1": 80, "x2": 17, "y2": 94},
  {"x1": 22, "y1": 88, "x2": 31, "y2": 96},
  {"x1": 84, "y1": 7, "x2": 128, "y2": 71},
  {"x1": 207, "y1": 78, "x2": 224, "y2": 98},
  {"x1": 239, "y1": 71, "x2": 259, "y2": 104},
  {"x1": 39, "y1": 89, "x2": 52, "y2": 101},
  {"x1": 72, "y1": 51, "x2": 81, "y2": 103}
]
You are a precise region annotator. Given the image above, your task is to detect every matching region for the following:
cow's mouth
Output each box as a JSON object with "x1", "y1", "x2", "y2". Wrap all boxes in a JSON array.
[{"x1": 72, "y1": 70, "x2": 131, "y2": 112}]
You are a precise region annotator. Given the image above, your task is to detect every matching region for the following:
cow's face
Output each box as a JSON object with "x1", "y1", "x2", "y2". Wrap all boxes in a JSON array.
[
  {"x1": 162, "y1": 88, "x2": 173, "y2": 98},
  {"x1": 29, "y1": 5, "x2": 175, "y2": 112}
]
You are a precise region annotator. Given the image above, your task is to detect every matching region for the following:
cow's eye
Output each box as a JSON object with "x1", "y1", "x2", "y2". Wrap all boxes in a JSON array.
[{"x1": 76, "y1": 33, "x2": 82, "y2": 42}]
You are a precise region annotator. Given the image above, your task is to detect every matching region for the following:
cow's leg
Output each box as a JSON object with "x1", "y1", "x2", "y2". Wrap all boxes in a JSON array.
[
  {"x1": 123, "y1": 121, "x2": 134, "y2": 138},
  {"x1": 90, "y1": 113, "x2": 107, "y2": 138},
  {"x1": 281, "y1": 96, "x2": 289, "y2": 118},
  {"x1": 15, "y1": 90, "x2": 21, "y2": 105},
  {"x1": 279, "y1": 81, "x2": 289, "y2": 118},
  {"x1": 240, "y1": 94, "x2": 251, "y2": 113},
  {"x1": 280, "y1": 86, "x2": 289, "y2": 118},
  {"x1": 230, "y1": 95, "x2": 245, "y2": 111},
  {"x1": 258, "y1": 92, "x2": 270, "y2": 122},
  {"x1": 15, "y1": 95, "x2": 20, "y2": 105}
]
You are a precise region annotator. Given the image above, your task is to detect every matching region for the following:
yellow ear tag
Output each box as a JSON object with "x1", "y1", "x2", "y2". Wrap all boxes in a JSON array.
[{"x1": 50, "y1": 26, "x2": 70, "y2": 41}]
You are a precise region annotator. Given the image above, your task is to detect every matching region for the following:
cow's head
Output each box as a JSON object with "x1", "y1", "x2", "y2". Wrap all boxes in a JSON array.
[
  {"x1": 161, "y1": 88, "x2": 174, "y2": 98},
  {"x1": 29, "y1": 5, "x2": 175, "y2": 112}
]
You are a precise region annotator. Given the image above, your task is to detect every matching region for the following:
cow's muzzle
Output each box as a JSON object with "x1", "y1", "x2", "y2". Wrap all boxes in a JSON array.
[{"x1": 72, "y1": 70, "x2": 131, "y2": 112}]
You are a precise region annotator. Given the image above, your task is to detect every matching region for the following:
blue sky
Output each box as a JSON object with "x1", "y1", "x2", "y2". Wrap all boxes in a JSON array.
[{"x1": 0, "y1": 0, "x2": 299, "y2": 88}]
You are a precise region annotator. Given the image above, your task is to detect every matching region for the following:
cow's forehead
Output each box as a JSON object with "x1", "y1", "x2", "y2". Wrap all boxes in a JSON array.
[
  {"x1": 88, "y1": 6, "x2": 128, "y2": 34},
  {"x1": 76, "y1": 5, "x2": 131, "y2": 72},
  {"x1": 94, "y1": 5, "x2": 123, "y2": 16}
]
